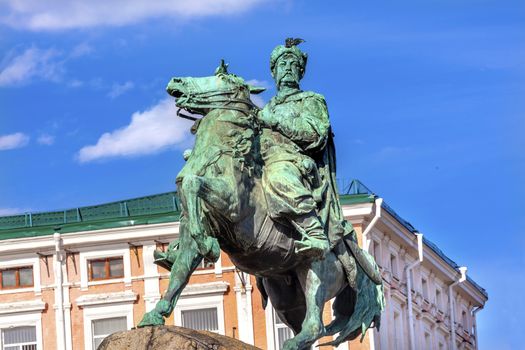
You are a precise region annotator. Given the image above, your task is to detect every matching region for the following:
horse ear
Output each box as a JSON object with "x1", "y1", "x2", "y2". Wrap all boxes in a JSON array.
[
  {"x1": 248, "y1": 85, "x2": 266, "y2": 94},
  {"x1": 215, "y1": 59, "x2": 229, "y2": 75}
]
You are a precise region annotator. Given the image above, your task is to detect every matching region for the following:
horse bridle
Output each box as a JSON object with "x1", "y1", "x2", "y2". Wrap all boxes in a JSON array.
[{"x1": 176, "y1": 89, "x2": 259, "y2": 121}]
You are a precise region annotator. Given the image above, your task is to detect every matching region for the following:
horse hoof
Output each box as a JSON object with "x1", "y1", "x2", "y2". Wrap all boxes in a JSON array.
[{"x1": 138, "y1": 311, "x2": 165, "y2": 327}]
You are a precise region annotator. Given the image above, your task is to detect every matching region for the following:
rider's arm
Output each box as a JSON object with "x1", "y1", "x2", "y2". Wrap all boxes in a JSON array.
[
  {"x1": 257, "y1": 107, "x2": 277, "y2": 128},
  {"x1": 276, "y1": 95, "x2": 330, "y2": 152}
]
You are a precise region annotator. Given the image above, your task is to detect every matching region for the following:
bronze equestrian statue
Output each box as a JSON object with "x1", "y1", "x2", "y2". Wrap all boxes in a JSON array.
[{"x1": 139, "y1": 40, "x2": 384, "y2": 350}]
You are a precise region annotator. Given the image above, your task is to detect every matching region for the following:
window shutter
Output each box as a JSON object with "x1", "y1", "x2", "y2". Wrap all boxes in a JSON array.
[{"x1": 181, "y1": 308, "x2": 219, "y2": 332}]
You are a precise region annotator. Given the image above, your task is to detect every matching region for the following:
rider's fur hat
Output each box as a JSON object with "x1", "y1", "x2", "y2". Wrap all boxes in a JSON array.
[{"x1": 270, "y1": 38, "x2": 308, "y2": 79}]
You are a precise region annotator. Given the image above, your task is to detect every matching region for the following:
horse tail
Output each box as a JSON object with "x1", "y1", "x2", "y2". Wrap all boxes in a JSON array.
[
  {"x1": 343, "y1": 235, "x2": 383, "y2": 285},
  {"x1": 320, "y1": 254, "x2": 385, "y2": 346}
]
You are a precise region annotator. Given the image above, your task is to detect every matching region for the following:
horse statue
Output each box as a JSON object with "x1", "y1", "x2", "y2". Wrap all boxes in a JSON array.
[{"x1": 138, "y1": 61, "x2": 384, "y2": 350}]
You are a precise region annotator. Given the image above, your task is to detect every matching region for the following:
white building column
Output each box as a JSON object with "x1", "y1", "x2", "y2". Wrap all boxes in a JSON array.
[
  {"x1": 53, "y1": 232, "x2": 67, "y2": 350},
  {"x1": 234, "y1": 271, "x2": 255, "y2": 345},
  {"x1": 62, "y1": 255, "x2": 73, "y2": 350},
  {"x1": 142, "y1": 242, "x2": 161, "y2": 312}
]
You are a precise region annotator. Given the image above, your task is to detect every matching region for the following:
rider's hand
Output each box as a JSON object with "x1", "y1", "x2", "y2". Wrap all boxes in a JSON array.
[{"x1": 257, "y1": 108, "x2": 276, "y2": 128}]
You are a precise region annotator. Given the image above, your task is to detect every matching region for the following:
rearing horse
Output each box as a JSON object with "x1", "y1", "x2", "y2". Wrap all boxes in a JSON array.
[{"x1": 139, "y1": 62, "x2": 384, "y2": 350}]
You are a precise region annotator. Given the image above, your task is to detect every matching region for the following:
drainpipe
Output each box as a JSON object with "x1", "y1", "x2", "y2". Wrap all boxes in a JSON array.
[
  {"x1": 406, "y1": 233, "x2": 424, "y2": 350},
  {"x1": 362, "y1": 198, "x2": 383, "y2": 251},
  {"x1": 472, "y1": 306, "x2": 483, "y2": 349},
  {"x1": 449, "y1": 267, "x2": 467, "y2": 350},
  {"x1": 360, "y1": 197, "x2": 382, "y2": 350},
  {"x1": 54, "y1": 232, "x2": 67, "y2": 350}
]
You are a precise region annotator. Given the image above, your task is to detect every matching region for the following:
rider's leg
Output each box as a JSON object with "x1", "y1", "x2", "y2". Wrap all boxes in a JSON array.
[
  {"x1": 291, "y1": 211, "x2": 329, "y2": 259},
  {"x1": 262, "y1": 161, "x2": 329, "y2": 259}
]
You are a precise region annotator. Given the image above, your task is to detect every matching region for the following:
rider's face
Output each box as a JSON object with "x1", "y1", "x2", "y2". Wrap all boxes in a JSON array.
[{"x1": 274, "y1": 54, "x2": 301, "y2": 90}]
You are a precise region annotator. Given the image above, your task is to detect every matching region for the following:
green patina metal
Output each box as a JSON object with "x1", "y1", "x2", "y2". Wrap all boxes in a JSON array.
[{"x1": 136, "y1": 40, "x2": 384, "y2": 350}]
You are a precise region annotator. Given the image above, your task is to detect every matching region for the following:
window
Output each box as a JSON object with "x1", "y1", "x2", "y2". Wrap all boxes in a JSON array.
[
  {"x1": 0, "y1": 266, "x2": 33, "y2": 289},
  {"x1": 370, "y1": 240, "x2": 381, "y2": 266},
  {"x1": 2, "y1": 326, "x2": 37, "y2": 350},
  {"x1": 88, "y1": 257, "x2": 124, "y2": 281},
  {"x1": 80, "y1": 247, "x2": 131, "y2": 289},
  {"x1": 421, "y1": 277, "x2": 429, "y2": 301},
  {"x1": 390, "y1": 254, "x2": 398, "y2": 278},
  {"x1": 273, "y1": 309, "x2": 293, "y2": 350},
  {"x1": 181, "y1": 308, "x2": 219, "y2": 332},
  {"x1": 435, "y1": 288, "x2": 442, "y2": 310},
  {"x1": 174, "y1": 289, "x2": 226, "y2": 336},
  {"x1": 462, "y1": 310, "x2": 468, "y2": 331},
  {"x1": 82, "y1": 302, "x2": 133, "y2": 350},
  {"x1": 92, "y1": 317, "x2": 127, "y2": 349},
  {"x1": 196, "y1": 258, "x2": 215, "y2": 270},
  {"x1": 424, "y1": 331, "x2": 431, "y2": 350},
  {"x1": 392, "y1": 311, "x2": 403, "y2": 350}
]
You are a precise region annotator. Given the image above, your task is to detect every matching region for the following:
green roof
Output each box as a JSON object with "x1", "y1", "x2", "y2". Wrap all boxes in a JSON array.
[{"x1": 0, "y1": 192, "x2": 180, "y2": 240}]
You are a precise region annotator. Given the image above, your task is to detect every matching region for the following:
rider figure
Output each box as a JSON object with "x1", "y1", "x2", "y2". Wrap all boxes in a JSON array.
[{"x1": 258, "y1": 40, "x2": 339, "y2": 260}]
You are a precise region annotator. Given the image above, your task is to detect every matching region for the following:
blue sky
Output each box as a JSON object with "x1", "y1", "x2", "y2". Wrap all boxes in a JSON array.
[{"x1": 0, "y1": 0, "x2": 523, "y2": 348}]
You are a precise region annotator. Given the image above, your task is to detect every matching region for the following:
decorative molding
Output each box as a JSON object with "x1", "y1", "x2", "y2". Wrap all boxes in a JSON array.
[
  {"x1": 76, "y1": 291, "x2": 137, "y2": 307},
  {"x1": 180, "y1": 281, "x2": 229, "y2": 297},
  {"x1": 0, "y1": 299, "x2": 46, "y2": 315},
  {"x1": 0, "y1": 221, "x2": 180, "y2": 255},
  {"x1": 233, "y1": 285, "x2": 254, "y2": 293}
]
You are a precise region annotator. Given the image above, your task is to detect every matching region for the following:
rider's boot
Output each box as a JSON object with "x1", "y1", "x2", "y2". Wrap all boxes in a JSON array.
[{"x1": 291, "y1": 211, "x2": 329, "y2": 260}]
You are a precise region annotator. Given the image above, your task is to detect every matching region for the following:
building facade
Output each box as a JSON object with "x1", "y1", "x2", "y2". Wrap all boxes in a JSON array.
[{"x1": 0, "y1": 182, "x2": 487, "y2": 350}]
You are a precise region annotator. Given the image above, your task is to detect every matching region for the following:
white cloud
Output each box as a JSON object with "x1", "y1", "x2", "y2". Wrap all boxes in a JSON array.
[
  {"x1": 250, "y1": 94, "x2": 265, "y2": 108},
  {"x1": 0, "y1": 132, "x2": 30, "y2": 150},
  {"x1": 77, "y1": 97, "x2": 194, "y2": 162},
  {"x1": 108, "y1": 81, "x2": 134, "y2": 99},
  {"x1": 68, "y1": 79, "x2": 83, "y2": 88},
  {"x1": 69, "y1": 43, "x2": 94, "y2": 58},
  {"x1": 0, "y1": 208, "x2": 28, "y2": 216},
  {"x1": 0, "y1": 0, "x2": 270, "y2": 31},
  {"x1": 247, "y1": 78, "x2": 270, "y2": 107},
  {"x1": 37, "y1": 134, "x2": 55, "y2": 145},
  {"x1": 0, "y1": 47, "x2": 63, "y2": 86},
  {"x1": 246, "y1": 79, "x2": 271, "y2": 89}
]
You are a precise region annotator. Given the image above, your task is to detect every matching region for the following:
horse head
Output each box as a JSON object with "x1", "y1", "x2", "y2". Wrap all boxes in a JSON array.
[{"x1": 166, "y1": 60, "x2": 265, "y2": 117}]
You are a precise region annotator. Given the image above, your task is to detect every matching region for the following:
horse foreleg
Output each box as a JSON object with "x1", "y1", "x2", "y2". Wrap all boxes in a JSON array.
[
  {"x1": 139, "y1": 174, "x2": 235, "y2": 327},
  {"x1": 138, "y1": 218, "x2": 202, "y2": 327},
  {"x1": 283, "y1": 261, "x2": 327, "y2": 350},
  {"x1": 179, "y1": 174, "x2": 233, "y2": 260}
]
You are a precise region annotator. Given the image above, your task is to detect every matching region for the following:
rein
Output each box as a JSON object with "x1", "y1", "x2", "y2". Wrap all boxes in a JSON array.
[{"x1": 176, "y1": 89, "x2": 258, "y2": 119}]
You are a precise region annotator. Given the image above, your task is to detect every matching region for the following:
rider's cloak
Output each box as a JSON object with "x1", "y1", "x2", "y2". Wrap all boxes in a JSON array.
[{"x1": 259, "y1": 90, "x2": 356, "y2": 245}]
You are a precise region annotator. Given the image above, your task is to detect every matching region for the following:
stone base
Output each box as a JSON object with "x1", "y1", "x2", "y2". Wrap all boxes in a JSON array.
[{"x1": 98, "y1": 325, "x2": 262, "y2": 350}]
